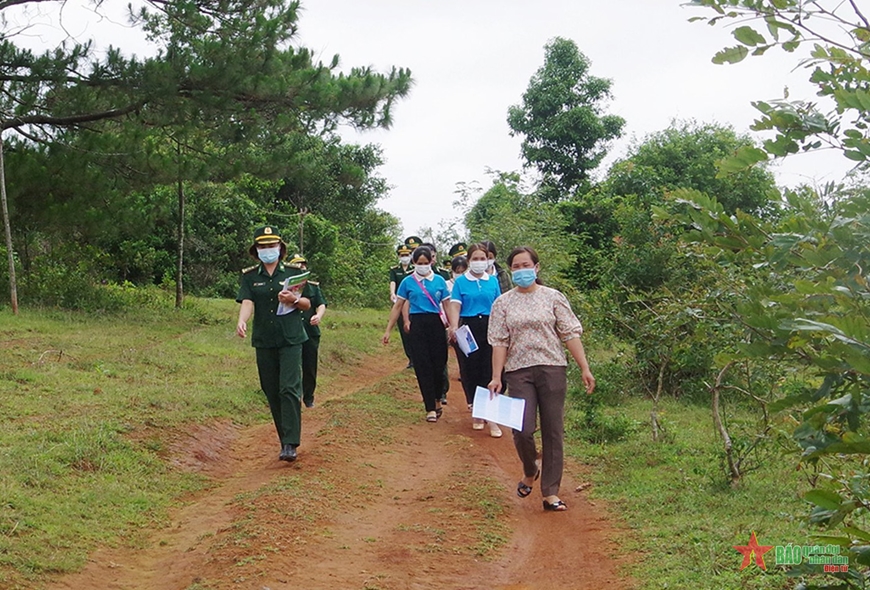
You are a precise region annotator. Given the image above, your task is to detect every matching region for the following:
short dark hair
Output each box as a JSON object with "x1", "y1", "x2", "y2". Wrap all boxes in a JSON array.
[
  {"x1": 411, "y1": 246, "x2": 432, "y2": 264},
  {"x1": 451, "y1": 255, "x2": 468, "y2": 273},
  {"x1": 421, "y1": 242, "x2": 437, "y2": 258}
]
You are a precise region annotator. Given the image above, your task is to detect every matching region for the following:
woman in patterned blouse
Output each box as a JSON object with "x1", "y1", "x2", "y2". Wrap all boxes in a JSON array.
[{"x1": 487, "y1": 246, "x2": 595, "y2": 512}]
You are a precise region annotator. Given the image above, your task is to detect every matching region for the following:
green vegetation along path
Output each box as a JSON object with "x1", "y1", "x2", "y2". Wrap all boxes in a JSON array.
[{"x1": 45, "y1": 352, "x2": 631, "y2": 590}]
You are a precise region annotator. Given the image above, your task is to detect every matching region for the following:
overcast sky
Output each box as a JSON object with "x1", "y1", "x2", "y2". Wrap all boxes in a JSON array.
[
  {"x1": 12, "y1": 0, "x2": 856, "y2": 238},
  {"x1": 295, "y1": 0, "x2": 854, "y2": 236}
]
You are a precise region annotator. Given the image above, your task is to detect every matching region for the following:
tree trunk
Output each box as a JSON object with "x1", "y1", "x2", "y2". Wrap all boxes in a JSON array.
[
  {"x1": 175, "y1": 142, "x2": 184, "y2": 309},
  {"x1": 712, "y1": 362, "x2": 740, "y2": 485},
  {"x1": 175, "y1": 138, "x2": 184, "y2": 309},
  {"x1": 0, "y1": 131, "x2": 18, "y2": 314}
]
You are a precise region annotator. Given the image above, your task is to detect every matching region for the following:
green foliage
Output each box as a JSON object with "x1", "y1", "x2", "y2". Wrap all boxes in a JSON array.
[
  {"x1": 570, "y1": 385, "x2": 637, "y2": 444},
  {"x1": 560, "y1": 121, "x2": 778, "y2": 291},
  {"x1": 611, "y1": 121, "x2": 778, "y2": 215},
  {"x1": 661, "y1": 183, "x2": 870, "y2": 587},
  {"x1": 506, "y1": 37, "x2": 625, "y2": 195},
  {"x1": 0, "y1": 0, "x2": 412, "y2": 309},
  {"x1": 567, "y1": 396, "x2": 810, "y2": 590},
  {"x1": 693, "y1": 0, "x2": 870, "y2": 169},
  {"x1": 463, "y1": 171, "x2": 578, "y2": 294},
  {"x1": 0, "y1": 302, "x2": 390, "y2": 586}
]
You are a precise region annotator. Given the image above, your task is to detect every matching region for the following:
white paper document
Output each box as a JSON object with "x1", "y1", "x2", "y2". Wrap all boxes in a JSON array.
[
  {"x1": 454, "y1": 325, "x2": 479, "y2": 356},
  {"x1": 471, "y1": 386, "x2": 525, "y2": 431}
]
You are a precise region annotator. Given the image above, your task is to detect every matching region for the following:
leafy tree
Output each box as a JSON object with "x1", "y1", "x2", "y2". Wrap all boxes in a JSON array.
[
  {"x1": 611, "y1": 121, "x2": 778, "y2": 214},
  {"x1": 0, "y1": 0, "x2": 412, "y2": 309},
  {"x1": 561, "y1": 121, "x2": 778, "y2": 290},
  {"x1": 507, "y1": 37, "x2": 625, "y2": 196},
  {"x1": 464, "y1": 171, "x2": 578, "y2": 294},
  {"x1": 691, "y1": 0, "x2": 870, "y2": 169}
]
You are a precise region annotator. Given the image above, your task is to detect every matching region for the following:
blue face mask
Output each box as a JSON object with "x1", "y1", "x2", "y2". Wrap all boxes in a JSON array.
[
  {"x1": 257, "y1": 246, "x2": 281, "y2": 264},
  {"x1": 512, "y1": 268, "x2": 537, "y2": 288}
]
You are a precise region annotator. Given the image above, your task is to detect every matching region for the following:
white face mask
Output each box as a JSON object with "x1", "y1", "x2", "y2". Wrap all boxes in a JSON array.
[
  {"x1": 257, "y1": 246, "x2": 281, "y2": 264},
  {"x1": 469, "y1": 260, "x2": 488, "y2": 275},
  {"x1": 486, "y1": 258, "x2": 495, "y2": 270},
  {"x1": 414, "y1": 264, "x2": 431, "y2": 277}
]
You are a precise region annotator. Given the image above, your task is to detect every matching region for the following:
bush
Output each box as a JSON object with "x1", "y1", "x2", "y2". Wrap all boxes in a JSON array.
[{"x1": 568, "y1": 388, "x2": 637, "y2": 444}]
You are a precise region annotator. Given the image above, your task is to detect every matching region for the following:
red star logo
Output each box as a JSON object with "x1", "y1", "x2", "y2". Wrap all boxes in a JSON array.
[{"x1": 734, "y1": 532, "x2": 774, "y2": 570}]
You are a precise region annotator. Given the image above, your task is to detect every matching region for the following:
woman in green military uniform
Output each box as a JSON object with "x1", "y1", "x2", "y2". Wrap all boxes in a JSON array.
[
  {"x1": 287, "y1": 254, "x2": 327, "y2": 409},
  {"x1": 389, "y1": 243, "x2": 415, "y2": 368},
  {"x1": 236, "y1": 226, "x2": 311, "y2": 463}
]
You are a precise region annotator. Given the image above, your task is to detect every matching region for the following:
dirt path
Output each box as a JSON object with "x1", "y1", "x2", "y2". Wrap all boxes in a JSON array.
[{"x1": 46, "y1": 354, "x2": 632, "y2": 590}]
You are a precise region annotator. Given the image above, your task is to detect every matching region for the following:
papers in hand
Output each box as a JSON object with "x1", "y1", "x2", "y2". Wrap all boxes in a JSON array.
[
  {"x1": 454, "y1": 325, "x2": 479, "y2": 356},
  {"x1": 276, "y1": 271, "x2": 311, "y2": 316},
  {"x1": 471, "y1": 386, "x2": 525, "y2": 431}
]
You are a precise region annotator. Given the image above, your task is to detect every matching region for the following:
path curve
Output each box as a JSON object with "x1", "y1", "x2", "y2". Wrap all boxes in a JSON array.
[{"x1": 46, "y1": 354, "x2": 632, "y2": 590}]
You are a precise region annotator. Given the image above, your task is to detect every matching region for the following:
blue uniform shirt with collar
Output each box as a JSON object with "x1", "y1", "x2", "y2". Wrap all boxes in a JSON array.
[
  {"x1": 396, "y1": 272, "x2": 450, "y2": 314},
  {"x1": 451, "y1": 270, "x2": 501, "y2": 317}
]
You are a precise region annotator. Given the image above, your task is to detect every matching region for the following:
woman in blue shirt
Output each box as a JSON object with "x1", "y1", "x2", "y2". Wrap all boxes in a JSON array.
[
  {"x1": 383, "y1": 246, "x2": 451, "y2": 422},
  {"x1": 446, "y1": 243, "x2": 502, "y2": 437}
]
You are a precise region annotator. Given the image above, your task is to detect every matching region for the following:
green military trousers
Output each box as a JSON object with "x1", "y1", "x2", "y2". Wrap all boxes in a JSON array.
[
  {"x1": 256, "y1": 344, "x2": 303, "y2": 446},
  {"x1": 301, "y1": 335, "x2": 320, "y2": 407}
]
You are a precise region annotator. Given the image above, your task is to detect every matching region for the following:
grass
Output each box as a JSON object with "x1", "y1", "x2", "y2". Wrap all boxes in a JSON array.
[
  {"x1": 3, "y1": 296, "x2": 829, "y2": 589},
  {"x1": 564, "y1": 390, "x2": 819, "y2": 590},
  {"x1": 0, "y1": 298, "x2": 389, "y2": 589}
]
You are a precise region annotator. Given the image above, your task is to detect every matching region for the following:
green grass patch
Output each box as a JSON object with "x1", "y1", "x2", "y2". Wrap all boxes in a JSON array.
[
  {"x1": 0, "y1": 300, "x2": 389, "y2": 589},
  {"x1": 566, "y1": 394, "x2": 814, "y2": 590}
]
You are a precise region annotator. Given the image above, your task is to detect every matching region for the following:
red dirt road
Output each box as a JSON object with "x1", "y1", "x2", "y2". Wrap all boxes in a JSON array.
[{"x1": 45, "y1": 355, "x2": 632, "y2": 590}]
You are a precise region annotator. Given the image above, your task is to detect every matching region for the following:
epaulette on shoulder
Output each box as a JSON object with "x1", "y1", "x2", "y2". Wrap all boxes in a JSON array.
[
  {"x1": 307, "y1": 280, "x2": 319, "y2": 286},
  {"x1": 241, "y1": 264, "x2": 258, "y2": 274}
]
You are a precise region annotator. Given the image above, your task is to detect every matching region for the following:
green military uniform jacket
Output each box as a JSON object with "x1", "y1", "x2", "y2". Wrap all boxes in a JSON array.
[
  {"x1": 236, "y1": 262, "x2": 309, "y2": 348},
  {"x1": 389, "y1": 264, "x2": 414, "y2": 289},
  {"x1": 436, "y1": 266, "x2": 451, "y2": 280},
  {"x1": 300, "y1": 281, "x2": 327, "y2": 339}
]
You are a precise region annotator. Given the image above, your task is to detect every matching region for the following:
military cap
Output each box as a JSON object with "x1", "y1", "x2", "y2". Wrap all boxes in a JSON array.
[
  {"x1": 448, "y1": 242, "x2": 468, "y2": 259},
  {"x1": 404, "y1": 235, "x2": 423, "y2": 250},
  {"x1": 287, "y1": 253, "x2": 308, "y2": 269},
  {"x1": 248, "y1": 225, "x2": 287, "y2": 258},
  {"x1": 396, "y1": 244, "x2": 412, "y2": 255}
]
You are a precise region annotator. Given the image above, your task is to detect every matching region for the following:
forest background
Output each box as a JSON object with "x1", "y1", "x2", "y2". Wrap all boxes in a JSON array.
[{"x1": 1, "y1": 1, "x2": 870, "y2": 588}]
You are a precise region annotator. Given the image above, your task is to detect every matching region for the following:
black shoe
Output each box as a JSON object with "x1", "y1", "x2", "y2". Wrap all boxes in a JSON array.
[
  {"x1": 279, "y1": 444, "x2": 298, "y2": 462},
  {"x1": 406, "y1": 362, "x2": 414, "y2": 369},
  {"x1": 304, "y1": 400, "x2": 315, "y2": 408}
]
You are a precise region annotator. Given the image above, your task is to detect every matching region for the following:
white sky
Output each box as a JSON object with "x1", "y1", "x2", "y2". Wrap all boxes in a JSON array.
[
  {"x1": 295, "y1": 0, "x2": 855, "y2": 235},
  {"x1": 8, "y1": 0, "x2": 857, "y2": 237}
]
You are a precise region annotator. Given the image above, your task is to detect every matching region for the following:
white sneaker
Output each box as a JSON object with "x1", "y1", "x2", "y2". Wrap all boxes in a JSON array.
[{"x1": 489, "y1": 423, "x2": 503, "y2": 438}]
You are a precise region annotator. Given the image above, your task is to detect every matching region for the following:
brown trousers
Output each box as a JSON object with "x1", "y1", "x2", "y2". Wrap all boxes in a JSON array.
[{"x1": 505, "y1": 365, "x2": 567, "y2": 497}]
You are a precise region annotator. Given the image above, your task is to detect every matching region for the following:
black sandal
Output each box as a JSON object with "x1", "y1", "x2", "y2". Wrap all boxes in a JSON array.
[
  {"x1": 516, "y1": 468, "x2": 540, "y2": 498},
  {"x1": 435, "y1": 407, "x2": 443, "y2": 418},
  {"x1": 543, "y1": 499, "x2": 568, "y2": 511}
]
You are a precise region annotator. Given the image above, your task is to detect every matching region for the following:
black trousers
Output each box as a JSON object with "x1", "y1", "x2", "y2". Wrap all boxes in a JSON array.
[
  {"x1": 408, "y1": 313, "x2": 448, "y2": 412},
  {"x1": 457, "y1": 315, "x2": 492, "y2": 406},
  {"x1": 398, "y1": 320, "x2": 413, "y2": 363}
]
